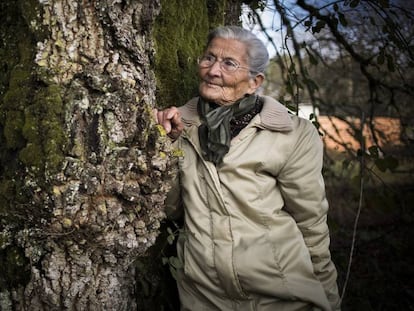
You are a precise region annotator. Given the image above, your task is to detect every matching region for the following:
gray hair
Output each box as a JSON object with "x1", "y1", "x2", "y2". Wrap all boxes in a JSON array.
[{"x1": 206, "y1": 25, "x2": 269, "y2": 74}]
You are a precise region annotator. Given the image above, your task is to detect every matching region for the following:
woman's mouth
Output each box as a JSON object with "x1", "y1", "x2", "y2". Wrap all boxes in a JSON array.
[{"x1": 203, "y1": 80, "x2": 222, "y2": 88}]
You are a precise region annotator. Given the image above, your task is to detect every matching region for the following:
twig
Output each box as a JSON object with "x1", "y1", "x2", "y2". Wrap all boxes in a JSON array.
[{"x1": 340, "y1": 112, "x2": 365, "y2": 302}]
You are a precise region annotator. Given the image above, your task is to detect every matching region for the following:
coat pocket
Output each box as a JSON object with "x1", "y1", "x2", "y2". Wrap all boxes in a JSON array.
[{"x1": 233, "y1": 230, "x2": 295, "y2": 300}]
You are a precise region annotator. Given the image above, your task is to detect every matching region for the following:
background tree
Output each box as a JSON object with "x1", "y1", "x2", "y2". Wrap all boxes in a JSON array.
[{"x1": 247, "y1": 0, "x2": 413, "y2": 155}]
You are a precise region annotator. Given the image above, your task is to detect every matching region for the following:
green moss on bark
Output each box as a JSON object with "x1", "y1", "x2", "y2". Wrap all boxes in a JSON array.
[
  {"x1": 0, "y1": 0, "x2": 66, "y2": 225},
  {"x1": 20, "y1": 84, "x2": 66, "y2": 173},
  {"x1": 1, "y1": 0, "x2": 66, "y2": 179},
  {"x1": 153, "y1": 0, "x2": 232, "y2": 108}
]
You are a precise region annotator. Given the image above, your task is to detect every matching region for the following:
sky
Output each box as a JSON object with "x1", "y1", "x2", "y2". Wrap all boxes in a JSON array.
[
  {"x1": 241, "y1": 2, "x2": 314, "y2": 59},
  {"x1": 241, "y1": 3, "x2": 281, "y2": 58}
]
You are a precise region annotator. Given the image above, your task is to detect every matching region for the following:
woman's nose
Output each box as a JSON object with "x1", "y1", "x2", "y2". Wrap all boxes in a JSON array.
[{"x1": 207, "y1": 60, "x2": 222, "y2": 75}]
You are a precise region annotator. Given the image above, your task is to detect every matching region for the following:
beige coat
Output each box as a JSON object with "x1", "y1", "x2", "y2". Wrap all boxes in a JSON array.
[{"x1": 166, "y1": 95, "x2": 341, "y2": 310}]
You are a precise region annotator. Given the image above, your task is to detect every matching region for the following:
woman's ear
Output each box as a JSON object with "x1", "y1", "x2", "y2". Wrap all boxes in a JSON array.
[{"x1": 247, "y1": 73, "x2": 265, "y2": 94}]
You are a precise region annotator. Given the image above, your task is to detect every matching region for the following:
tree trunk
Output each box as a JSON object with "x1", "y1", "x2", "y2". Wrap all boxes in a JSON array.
[
  {"x1": 0, "y1": 0, "x2": 176, "y2": 309},
  {"x1": 0, "y1": 0, "x2": 242, "y2": 310}
]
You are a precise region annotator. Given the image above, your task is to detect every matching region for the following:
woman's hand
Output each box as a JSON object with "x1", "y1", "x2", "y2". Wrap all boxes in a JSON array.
[{"x1": 153, "y1": 106, "x2": 184, "y2": 140}]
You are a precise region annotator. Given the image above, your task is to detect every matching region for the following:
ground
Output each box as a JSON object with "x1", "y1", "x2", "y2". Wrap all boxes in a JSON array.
[{"x1": 327, "y1": 181, "x2": 414, "y2": 310}]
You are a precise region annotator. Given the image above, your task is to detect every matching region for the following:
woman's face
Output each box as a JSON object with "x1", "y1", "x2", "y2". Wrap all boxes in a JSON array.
[{"x1": 198, "y1": 37, "x2": 263, "y2": 106}]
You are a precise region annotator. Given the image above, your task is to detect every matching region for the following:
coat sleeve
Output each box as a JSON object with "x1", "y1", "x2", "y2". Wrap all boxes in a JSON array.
[{"x1": 278, "y1": 118, "x2": 341, "y2": 310}]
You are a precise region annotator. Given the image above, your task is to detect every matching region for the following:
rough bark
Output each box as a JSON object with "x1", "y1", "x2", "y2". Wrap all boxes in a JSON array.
[{"x1": 0, "y1": 0, "x2": 176, "y2": 310}]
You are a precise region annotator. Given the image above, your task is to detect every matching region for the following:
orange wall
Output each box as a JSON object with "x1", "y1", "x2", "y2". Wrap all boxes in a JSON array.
[{"x1": 318, "y1": 116, "x2": 402, "y2": 152}]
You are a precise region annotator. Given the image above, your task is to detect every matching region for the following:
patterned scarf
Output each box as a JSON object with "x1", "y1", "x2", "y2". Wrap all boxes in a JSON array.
[{"x1": 198, "y1": 94, "x2": 258, "y2": 164}]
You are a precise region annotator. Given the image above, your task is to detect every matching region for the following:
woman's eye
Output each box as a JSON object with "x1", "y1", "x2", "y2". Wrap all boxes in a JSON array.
[
  {"x1": 205, "y1": 55, "x2": 215, "y2": 62},
  {"x1": 223, "y1": 60, "x2": 238, "y2": 68}
]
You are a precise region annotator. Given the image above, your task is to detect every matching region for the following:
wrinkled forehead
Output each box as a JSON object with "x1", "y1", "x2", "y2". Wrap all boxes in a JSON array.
[{"x1": 205, "y1": 37, "x2": 249, "y2": 63}]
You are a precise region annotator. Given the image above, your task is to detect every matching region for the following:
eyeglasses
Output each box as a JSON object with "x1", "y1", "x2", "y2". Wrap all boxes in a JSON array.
[{"x1": 197, "y1": 55, "x2": 252, "y2": 73}]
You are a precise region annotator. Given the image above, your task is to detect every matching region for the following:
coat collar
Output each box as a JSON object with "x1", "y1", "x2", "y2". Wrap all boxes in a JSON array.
[{"x1": 179, "y1": 95, "x2": 293, "y2": 132}]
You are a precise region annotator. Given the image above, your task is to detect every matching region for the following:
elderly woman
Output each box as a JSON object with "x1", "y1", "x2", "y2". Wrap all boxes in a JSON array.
[{"x1": 155, "y1": 26, "x2": 341, "y2": 310}]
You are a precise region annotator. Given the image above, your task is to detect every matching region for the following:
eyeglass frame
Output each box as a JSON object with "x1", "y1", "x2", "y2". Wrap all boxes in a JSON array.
[{"x1": 197, "y1": 54, "x2": 259, "y2": 75}]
